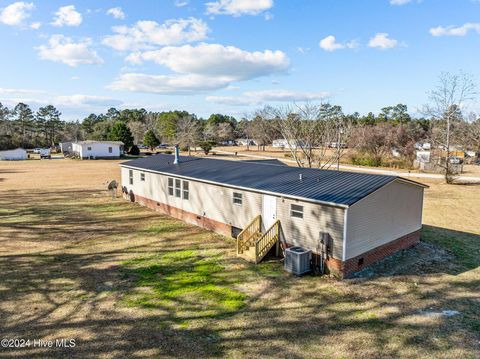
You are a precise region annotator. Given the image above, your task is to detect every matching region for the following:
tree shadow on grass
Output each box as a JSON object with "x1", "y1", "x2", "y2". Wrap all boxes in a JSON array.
[{"x1": 0, "y1": 188, "x2": 478, "y2": 358}]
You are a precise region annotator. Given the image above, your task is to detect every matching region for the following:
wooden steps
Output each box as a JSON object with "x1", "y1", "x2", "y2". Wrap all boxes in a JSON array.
[{"x1": 237, "y1": 216, "x2": 280, "y2": 264}]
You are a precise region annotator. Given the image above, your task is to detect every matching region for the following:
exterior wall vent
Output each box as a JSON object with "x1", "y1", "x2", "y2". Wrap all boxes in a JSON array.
[{"x1": 284, "y1": 246, "x2": 312, "y2": 275}]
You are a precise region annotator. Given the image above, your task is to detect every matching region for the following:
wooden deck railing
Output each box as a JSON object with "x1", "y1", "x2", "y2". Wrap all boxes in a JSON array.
[
  {"x1": 254, "y1": 220, "x2": 280, "y2": 264},
  {"x1": 237, "y1": 215, "x2": 261, "y2": 255}
]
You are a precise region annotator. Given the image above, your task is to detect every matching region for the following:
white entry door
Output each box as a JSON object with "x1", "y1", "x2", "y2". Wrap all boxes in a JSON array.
[{"x1": 262, "y1": 195, "x2": 277, "y2": 230}]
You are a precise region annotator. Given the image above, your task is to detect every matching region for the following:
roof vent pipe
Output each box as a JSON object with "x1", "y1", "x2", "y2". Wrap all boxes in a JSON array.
[
  {"x1": 174, "y1": 144, "x2": 180, "y2": 165},
  {"x1": 299, "y1": 173, "x2": 303, "y2": 181}
]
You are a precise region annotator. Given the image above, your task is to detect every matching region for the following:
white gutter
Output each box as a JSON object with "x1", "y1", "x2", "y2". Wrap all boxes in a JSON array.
[{"x1": 120, "y1": 163, "x2": 350, "y2": 209}]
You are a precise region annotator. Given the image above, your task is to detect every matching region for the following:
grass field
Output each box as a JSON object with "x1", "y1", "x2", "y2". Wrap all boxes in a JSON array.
[{"x1": 0, "y1": 159, "x2": 479, "y2": 358}]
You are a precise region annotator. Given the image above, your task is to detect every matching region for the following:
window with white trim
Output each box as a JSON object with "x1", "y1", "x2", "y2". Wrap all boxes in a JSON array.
[
  {"x1": 233, "y1": 192, "x2": 242, "y2": 205},
  {"x1": 175, "y1": 179, "x2": 181, "y2": 198},
  {"x1": 108, "y1": 146, "x2": 113, "y2": 153},
  {"x1": 182, "y1": 181, "x2": 189, "y2": 200},
  {"x1": 167, "y1": 177, "x2": 189, "y2": 200},
  {"x1": 87, "y1": 146, "x2": 92, "y2": 151},
  {"x1": 140, "y1": 173, "x2": 145, "y2": 181},
  {"x1": 129, "y1": 170, "x2": 133, "y2": 185},
  {"x1": 290, "y1": 204, "x2": 304, "y2": 219}
]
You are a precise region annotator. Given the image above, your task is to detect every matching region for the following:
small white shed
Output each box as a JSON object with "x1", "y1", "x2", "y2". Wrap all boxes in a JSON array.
[
  {"x1": 72, "y1": 141, "x2": 124, "y2": 159},
  {"x1": 0, "y1": 148, "x2": 27, "y2": 160}
]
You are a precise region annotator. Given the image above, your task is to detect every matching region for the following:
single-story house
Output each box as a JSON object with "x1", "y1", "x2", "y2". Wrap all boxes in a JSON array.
[
  {"x1": 236, "y1": 139, "x2": 258, "y2": 146},
  {"x1": 120, "y1": 150, "x2": 427, "y2": 278},
  {"x1": 72, "y1": 141, "x2": 124, "y2": 159},
  {"x1": 272, "y1": 139, "x2": 309, "y2": 150},
  {"x1": 0, "y1": 148, "x2": 27, "y2": 160}
]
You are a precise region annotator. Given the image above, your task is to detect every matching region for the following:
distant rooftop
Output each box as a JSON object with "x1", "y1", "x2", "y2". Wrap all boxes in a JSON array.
[
  {"x1": 76, "y1": 140, "x2": 124, "y2": 145},
  {"x1": 121, "y1": 154, "x2": 426, "y2": 207}
]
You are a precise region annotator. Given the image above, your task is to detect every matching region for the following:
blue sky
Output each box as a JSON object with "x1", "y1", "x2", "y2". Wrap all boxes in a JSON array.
[{"x1": 0, "y1": 0, "x2": 479, "y2": 121}]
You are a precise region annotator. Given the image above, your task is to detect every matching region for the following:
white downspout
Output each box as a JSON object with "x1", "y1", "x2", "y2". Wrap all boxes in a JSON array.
[{"x1": 342, "y1": 208, "x2": 348, "y2": 262}]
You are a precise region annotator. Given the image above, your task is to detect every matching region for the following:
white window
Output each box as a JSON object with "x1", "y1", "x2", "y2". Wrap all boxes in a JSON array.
[
  {"x1": 108, "y1": 146, "x2": 113, "y2": 153},
  {"x1": 129, "y1": 170, "x2": 133, "y2": 185},
  {"x1": 168, "y1": 177, "x2": 189, "y2": 200},
  {"x1": 140, "y1": 173, "x2": 145, "y2": 181},
  {"x1": 183, "y1": 181, "x2": 189, "y2": 200},
  {"x1": 233, "y1": 192, "x2": 242, "y2": 205},
  {"x1": 175, "y1": 179, "x2": 181, "y2": 198},
  {"x1": 290, "y1": 204, "x2": 303, "y2": 219}
]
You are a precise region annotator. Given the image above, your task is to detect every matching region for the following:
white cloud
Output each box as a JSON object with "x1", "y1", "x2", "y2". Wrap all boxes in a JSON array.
[
  {"x1": 126, "y1": 43, "x2": 290, "y2": 81},
  {"x1": 110, "y1": 44, "x2": 289, "y2": 94},
  {"x1": 175, "y1": 0, "x2": 189, "y2": 7},
  {"x1": 106, "y1": 7, "x2": 125, "y2": 19},
  {"x1": 205, "y1": 0, "x2": 273, "y2": 16},
  {"x1": 102, "y1": 17, "x2": 209, "y2": 51},
  {"x1": 29, "y1": 21, "x2": 40, "y2": 29},
  {"x1": 36, "y1": 35, "x2": 103, "y2": 67},
  {"x1": 429, "y1": 23, "x2": 480, "y2": 36},
  {"x1": 56, "y1": 94, "x2": 123, "y2": 107},
  {"x1": 108, "y1": 73, "x2": 230, "y2": 94},
  {"x1": 0, "y1": 1, "x2": 34, "y2": 26},
  {"x1": 207, "y1": 89, "x2": 330, "y2": 106},
  {"x1": 319, "y1": 35, "x2": 358, "y2": 52},
  {"x1": 368, "y1": 33, "x2": 398, "y2": 49},
  {"x1": 390, "y1": 0, "x2": 412, "y2": 5},
  {"x1": 0, "y1": 87, "x2": 45, "y2": 96},
  {"x1": 51, "y1": 5, "x2": 82, "y2": 27}
]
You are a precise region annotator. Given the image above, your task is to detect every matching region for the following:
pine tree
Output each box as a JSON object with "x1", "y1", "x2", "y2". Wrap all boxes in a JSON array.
[
  {"x1": 107, "y1": 121, "x2": 134, "y2": 150},
  {"x1": 143, "y1": 129, "x2": 160, "y2": 150}
]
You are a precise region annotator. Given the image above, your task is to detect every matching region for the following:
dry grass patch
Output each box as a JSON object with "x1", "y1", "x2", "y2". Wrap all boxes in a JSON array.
[{"x1": 0, "y1": 159, "x2": 479, "y2": 358}]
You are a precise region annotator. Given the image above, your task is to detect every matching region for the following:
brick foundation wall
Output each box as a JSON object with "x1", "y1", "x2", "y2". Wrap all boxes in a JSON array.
[
  {"x1": 127, "y1": 193, "x2": 232, "y2": 237},
  {"x1": 341, "y1": 230, "x2": 421, "y2": 278}
]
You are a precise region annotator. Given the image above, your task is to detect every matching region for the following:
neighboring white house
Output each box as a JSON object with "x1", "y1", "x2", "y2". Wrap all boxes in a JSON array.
[
  {"x1": 272, "y1": 139, "x2": 308, "y2": 150},
  {"x1": 0, "y1": 148, "x2": 27, "y2": 160},
  {"x1": 72, "y1": 141, "x2": 124, "y2": 159},
  {"x1": 236, "y1": 139, "x2": 258, "y2": 146}
]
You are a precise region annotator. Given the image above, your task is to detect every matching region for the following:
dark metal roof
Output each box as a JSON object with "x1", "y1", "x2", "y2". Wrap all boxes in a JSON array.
[{"x1": 121, "y1": 154, "x2": 423, "y2": 207}]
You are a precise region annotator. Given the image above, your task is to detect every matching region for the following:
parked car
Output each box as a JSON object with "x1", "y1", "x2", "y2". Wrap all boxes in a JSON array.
[
  {"x1": 448, "y1": 156, "x2": 463, "y2": 164},
  {"x1": 137, "y1": 144, "x2": 148, "y2": 149},
  {"x1": 474, "y1": 160, "x2": 480, "y2": 166},
  {"x1": 156, "y1": 144, "x2": 169, "y2": 149},
  {"x1": 33, "y1": 148, "x2": 41, "y2": 154},
  {"x1": 39, "y1": 148, "x2": 51, "y2": 159}
]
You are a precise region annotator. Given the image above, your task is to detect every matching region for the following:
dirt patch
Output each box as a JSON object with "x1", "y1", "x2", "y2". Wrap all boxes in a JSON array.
[{"x1": 352, "y1": 242, "x2": 456, "y2": 279}]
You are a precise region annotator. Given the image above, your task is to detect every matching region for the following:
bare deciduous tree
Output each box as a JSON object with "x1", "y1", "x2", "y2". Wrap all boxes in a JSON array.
[
  {"x1": 266, "y1": 103, "x2": 352, "y2": 169},
  {"x1": 175, "y1": 115, "x2": 200, "y2": 155},
  {"x1": 423, "y1": 72, "x2": 477, "y2": 183}
]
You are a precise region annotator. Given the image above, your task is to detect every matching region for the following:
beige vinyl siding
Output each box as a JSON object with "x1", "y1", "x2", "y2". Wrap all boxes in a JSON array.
[
  {"x1": 345, "y1": 180, "x2": 424, "y2": 259},
  {"x1": 122, "y1": 167, "x2": 262, "y2": 229},
  {"x1": 122, "y1": 167, "x2": 345, "y2": 258},
  {"x1": 277, "y1": 198, "x2": 345, "y2": 260}
]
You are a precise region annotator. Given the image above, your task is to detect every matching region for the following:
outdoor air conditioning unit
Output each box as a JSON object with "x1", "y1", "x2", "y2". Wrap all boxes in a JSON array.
[{"x1": 284, "y1": 246, "x2": 312, "y2": 275}]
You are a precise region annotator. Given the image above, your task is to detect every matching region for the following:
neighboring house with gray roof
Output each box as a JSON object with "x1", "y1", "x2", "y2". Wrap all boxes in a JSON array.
[{"x1": 120, "y1": 150, "x2": 427, "y2": 278}]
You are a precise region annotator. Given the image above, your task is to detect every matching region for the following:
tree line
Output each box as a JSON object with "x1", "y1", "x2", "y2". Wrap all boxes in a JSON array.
[{"x1": 1, "y1": 73, "x2": 479, "y2": 182}]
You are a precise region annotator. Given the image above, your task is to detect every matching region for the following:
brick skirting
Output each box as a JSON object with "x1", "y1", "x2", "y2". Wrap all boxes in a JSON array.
[
  {"x1": 341, "y1": 230, "x2": 421, "y2": 278},
  {"x1": 128, "y1": 193, "x2": 233, "y2": 237}
]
